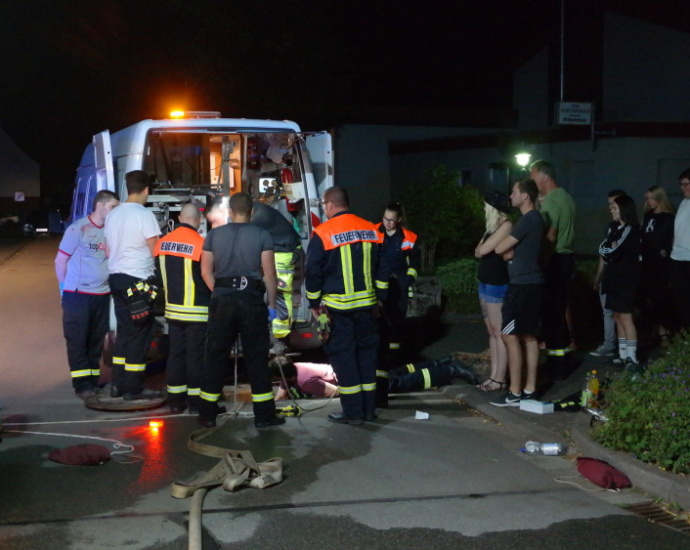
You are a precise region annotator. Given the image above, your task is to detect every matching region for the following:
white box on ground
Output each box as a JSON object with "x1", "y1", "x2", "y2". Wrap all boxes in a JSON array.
[{"x1": 520, "y1": 399, "x2": 554, "y2": 414}]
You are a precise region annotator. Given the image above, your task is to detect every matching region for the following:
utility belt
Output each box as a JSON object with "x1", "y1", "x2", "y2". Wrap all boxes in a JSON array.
[{"x1": 215, "y1": 276, "x2": 265, "y2": 293}]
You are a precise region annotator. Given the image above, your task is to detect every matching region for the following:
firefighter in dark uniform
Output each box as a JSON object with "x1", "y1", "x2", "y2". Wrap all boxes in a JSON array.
[
  {"x1": 197, "y1": 192, "x2": 283, "y2": 429},
  {"x1": 305, "y1": 186, "x2": 389, "y2": 425},
  {"x1": 154, "y1": 203, "x2": 211, "y2": 414},
  {"x1": 251, "y1": 201, "x2": 302, "y2": 349},
  {"x1": 376, "y1": 202, "x2": 420, "y2": 407}
]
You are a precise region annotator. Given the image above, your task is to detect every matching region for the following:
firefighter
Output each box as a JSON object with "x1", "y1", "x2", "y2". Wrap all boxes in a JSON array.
[
  {"x1": 154, "y1": 203, "x2": 211, "y2": 414},
  {"x1": 305, "y1": 186, "x2": 389, "y2": 425},
  {"x1": 375, "y1": 202, "x2": 420, "y2": 407},
  {"x1": 250, "y1": 201, "x2": 302, "y2": 352},
  {"x1": 197, "y1": 192, "x2": 282, "y2": 429},
  {"x1": 205, "y1": 197, "x2": 302, "y2": 351},
  {"x1": 272, "y1": 355, "x2": 479, "y2": 400}
]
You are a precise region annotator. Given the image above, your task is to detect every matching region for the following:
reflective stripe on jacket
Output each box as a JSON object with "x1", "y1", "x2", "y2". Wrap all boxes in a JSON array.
[{"x1": 377, "y1": 224, "x2": 420, "y2": 281}]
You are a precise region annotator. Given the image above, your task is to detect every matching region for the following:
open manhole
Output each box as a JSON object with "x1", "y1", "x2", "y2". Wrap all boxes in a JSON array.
[{"x1": 625, "y1": 501, "x2": 690, "y2": 534}]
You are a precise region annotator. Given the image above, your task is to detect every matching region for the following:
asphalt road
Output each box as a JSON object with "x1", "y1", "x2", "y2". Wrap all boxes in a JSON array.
[{"x1": 1, "y1": 237, "x2": 688, "y2": 549}]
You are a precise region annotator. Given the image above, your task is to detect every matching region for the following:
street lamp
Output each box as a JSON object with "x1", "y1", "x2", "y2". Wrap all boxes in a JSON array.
[{"x1": 515, "y1": 153, "x2": 531, "y2": 169}]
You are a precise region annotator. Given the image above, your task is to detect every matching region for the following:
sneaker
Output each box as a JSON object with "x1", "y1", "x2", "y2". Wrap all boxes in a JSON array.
[
  {"x1": 521, "y1": 390, "x2": 537, "y2": 400},
  {"x1": 490, "y1": 391, "x2": 521, "y2": 407},
  {"x1": 610, "y1": 356, "x2": 626, "y2": 366},
  {"x1": 589, "y1": 344, "x2": 615, "y2": 357}
]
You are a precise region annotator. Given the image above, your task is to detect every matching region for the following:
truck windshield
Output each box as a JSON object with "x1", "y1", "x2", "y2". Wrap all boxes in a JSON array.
[{"x1": 143, "y1": 131, "x2": 302, "y2": 197}]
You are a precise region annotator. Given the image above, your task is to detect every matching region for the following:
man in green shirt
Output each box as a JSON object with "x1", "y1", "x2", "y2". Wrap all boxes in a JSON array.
[{"x1": 530, "y1": 160, "x2": 576, "y2": 380}]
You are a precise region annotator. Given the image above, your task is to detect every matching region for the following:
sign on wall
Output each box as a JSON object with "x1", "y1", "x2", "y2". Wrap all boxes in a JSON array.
[{"x1": 557, "y1": 102, "x2": 592, "y2": 125}]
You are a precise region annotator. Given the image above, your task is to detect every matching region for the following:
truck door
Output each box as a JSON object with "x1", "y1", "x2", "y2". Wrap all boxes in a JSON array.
[
  {"x1": 302, "y1": 131, "x2": 334, "y2": 231},
  {"x1": 93, "y1": 131, "x2": 116, "y2": 194},
  {"x1": 70, "y1": 130, "x2": 115, "y2": 222}
]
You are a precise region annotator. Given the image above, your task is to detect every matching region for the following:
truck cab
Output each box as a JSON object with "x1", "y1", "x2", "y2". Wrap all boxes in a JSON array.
[{"x1": 70, "y1": 111, "x2": 333, "y2": 349}]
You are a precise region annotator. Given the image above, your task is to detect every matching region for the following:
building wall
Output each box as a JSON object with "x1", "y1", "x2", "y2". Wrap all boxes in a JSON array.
[
  {"x1": 604, "y1": 12, "x2": 690, "y2": 123},
  {"x1": 513, "y1": 47, "x2": 550, "y2": 131},
  {"x1": 334, "y1": 124, "x2": 498, "y2": 221},
  {"x1": 0, "y1": 126, "x2": 40, "y2": 213}
]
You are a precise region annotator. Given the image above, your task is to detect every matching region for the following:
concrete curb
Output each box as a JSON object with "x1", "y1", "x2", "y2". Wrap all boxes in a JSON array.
[{"x1": 570, "y1": 412, "x2": 690, "y2": 510}]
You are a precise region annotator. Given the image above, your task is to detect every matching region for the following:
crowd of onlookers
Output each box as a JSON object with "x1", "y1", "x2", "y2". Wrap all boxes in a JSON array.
[{"x1": 473, "y1": 162, "x2": 690, "y2": 408}]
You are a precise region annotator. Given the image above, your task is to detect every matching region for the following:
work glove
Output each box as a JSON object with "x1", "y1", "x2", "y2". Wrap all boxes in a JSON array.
[
  {"x1": 127, "y1": 281, "x2": 158, "y2": 323},
  {"x1": 316, "y1": 308, "x2": 331, "y2": 342},
  {"x1": 268, "y1": 307, "x2": 277, "y2": 322}
]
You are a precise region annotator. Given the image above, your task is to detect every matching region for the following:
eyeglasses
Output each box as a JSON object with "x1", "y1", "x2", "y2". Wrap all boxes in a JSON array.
[{"x1": 383, "y1": 217, "x2": 399, "y2": 223}]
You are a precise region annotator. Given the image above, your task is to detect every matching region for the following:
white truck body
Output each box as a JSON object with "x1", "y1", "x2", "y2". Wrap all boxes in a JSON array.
[{"x1": 70, "y1": 114, "x2": 333, "y2": 349}]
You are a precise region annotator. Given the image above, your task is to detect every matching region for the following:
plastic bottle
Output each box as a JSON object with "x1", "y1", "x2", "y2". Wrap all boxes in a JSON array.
[
  {"x1": 580, "y1": 371, "x2": 593, "y2": 407},
  {"x1": 521, "y1": 441, "x2": 565, "y2": 456},
  {"x1": 587, "y1": 370, "x2": 600, "y2": 408}
]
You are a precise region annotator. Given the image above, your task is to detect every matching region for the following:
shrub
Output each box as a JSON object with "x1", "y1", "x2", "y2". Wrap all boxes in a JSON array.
[
  {"x1": 436, "y1": 258, "x2": 480, "y2": 314},
  {"x1": 592, "y1": 333, "x2": 690, "y2": 474}
]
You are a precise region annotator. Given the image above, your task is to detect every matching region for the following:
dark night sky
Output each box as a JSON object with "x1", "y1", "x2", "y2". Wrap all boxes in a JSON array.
[{"x1": 1, "y1": 0, "x2": 689, "y2": 203}]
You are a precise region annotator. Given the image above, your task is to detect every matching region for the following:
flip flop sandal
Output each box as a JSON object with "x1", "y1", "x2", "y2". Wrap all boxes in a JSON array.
[{"x1": 476, "y1": 378, "x2": 508, "y2": 392}]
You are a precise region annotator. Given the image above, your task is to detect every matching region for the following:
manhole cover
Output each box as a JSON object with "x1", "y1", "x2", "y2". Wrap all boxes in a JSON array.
[{"x1": 84, "y1": 394, "x2": 166, "y2": 411}]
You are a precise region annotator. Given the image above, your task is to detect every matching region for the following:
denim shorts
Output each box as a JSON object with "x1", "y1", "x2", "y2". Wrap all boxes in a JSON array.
[{"x1": 478, "y1": 283, "x2": 508, "y2": 304}]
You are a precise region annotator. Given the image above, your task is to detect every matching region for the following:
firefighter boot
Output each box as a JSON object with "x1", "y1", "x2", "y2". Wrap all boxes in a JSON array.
[{"x1": 447, "y1": 359, "x2": 480, "y2": 385}]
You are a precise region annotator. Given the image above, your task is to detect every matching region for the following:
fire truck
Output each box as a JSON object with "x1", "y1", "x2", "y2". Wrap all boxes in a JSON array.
[{"x1": 70, "y1": 111, "x2": 333, "y2": 350}]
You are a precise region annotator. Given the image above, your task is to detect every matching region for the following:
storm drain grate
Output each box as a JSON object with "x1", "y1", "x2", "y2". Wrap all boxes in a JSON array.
[{"x1": 625, "y1": 501, "x2": 690, "y2": 534}]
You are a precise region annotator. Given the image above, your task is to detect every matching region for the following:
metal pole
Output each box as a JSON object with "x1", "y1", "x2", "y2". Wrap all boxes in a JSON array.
[{"x1": 560, "y1": 0, "x2": 565, "y2": 102}]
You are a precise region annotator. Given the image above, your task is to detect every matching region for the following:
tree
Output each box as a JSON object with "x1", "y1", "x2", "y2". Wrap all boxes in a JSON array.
[{"x1": 399, "y1": 166, "x2": 484, "y2": 272}]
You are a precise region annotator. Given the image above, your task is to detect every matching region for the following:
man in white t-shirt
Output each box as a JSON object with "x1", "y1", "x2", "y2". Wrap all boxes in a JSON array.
[
  {"x1": 670, "y1": 168, "x2": 690, "y2": 330},
  {"x1": 104, "y1": 170, "x2": 162, "y2": 400}
]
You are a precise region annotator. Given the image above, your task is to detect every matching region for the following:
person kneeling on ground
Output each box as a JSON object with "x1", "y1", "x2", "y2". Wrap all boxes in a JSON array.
[{"x1": 271, "y1": 356, "x2": 479, "y2": 400}]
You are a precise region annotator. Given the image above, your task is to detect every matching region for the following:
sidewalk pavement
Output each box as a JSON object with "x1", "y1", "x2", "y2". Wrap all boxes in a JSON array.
[{"x1": 433, "y1": 314, "x2": 690, "y2": 511}]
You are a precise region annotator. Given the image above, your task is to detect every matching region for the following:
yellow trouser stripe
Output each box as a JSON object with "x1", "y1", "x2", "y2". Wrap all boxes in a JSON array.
[
  {"x1": 406, "y1": 363, "x2": 415, "y2": 373},
  {"x1": 338, "y1": 384, "x2": 362, "y2": 395},
  {"x1": 188, "y1": 387, "x2": 200, "y2": 396},
  {"x1": 252, "y1": 392, "x2": 274, "y2": 403},
  {"x1": 125, "y1": 362, "x2": 146, "y2": 372},
  {"x1": 546, "y1": 348, "x2": 568, "y2": 356},
  {"x1": 389, "y1": 342, "x2": 400, "y2": 350},
  {"x1": 200, "y1": 391, "x2": 220, "y2": 402},
  {"x1": 113, "y1": 356, "x2": 125, "y2": 365},
  {"x1": 71, "y1": 369, "x2": 92, "y2": 378},
  {"x1": 376, "y1": 370, "x2": 390, "y2": 378},
  {"x1": 421, "y1": 368, "x2": 432, "y2": 389},
  {"x1": 167, "y1": 384, "x2": 187, "y2": 394},
  {"x1": 362, "y1": 382, "x2": 376, "y2": 392}
]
